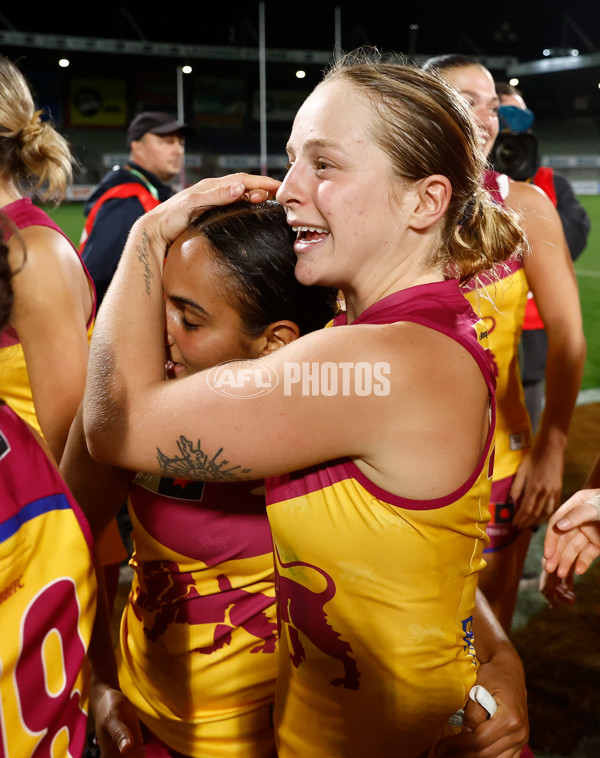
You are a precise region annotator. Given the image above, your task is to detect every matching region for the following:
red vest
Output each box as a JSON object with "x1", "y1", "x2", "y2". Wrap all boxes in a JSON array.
[
  {"x1": 79, "y1": 182, "x2": 160, "y2": 255},
  {"x1": 522, "y1": 167, "x2": 557, "y2": 331}
]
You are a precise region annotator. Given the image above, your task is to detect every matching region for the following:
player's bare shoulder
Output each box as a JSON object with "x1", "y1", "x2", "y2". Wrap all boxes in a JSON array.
[{"x1": 505, "y1": 176, "x2": 556, "y2": 217}]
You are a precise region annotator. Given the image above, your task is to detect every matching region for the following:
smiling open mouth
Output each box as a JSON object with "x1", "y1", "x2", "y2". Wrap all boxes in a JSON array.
[{"x1": 292, "y1": 225, "x2": 330, "y2": 243}]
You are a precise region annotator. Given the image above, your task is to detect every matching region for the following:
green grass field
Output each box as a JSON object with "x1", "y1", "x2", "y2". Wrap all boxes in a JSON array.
[
  {"x1": 575, "y1": 196, "x2": 600, "y2": 391},
  {"x1": 43, "y1": 201, "x2": 85, "y2": 249},
  {"x1": 43, "y1": 196, "x2": 600, "y2": 392}
]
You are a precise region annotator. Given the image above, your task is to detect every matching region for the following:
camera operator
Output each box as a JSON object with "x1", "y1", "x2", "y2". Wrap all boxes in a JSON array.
[{"x1": 494, "y1": 82, "x2": 590, "y2": 433}]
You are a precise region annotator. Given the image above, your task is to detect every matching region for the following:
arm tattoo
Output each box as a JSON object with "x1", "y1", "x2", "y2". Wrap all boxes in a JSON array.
[
  {"x1": 136, "y1": 228, "x2": 155, "y2": 296},
  {"x1": 156, "y1": 435, "x2": 252, "y2": 481}
]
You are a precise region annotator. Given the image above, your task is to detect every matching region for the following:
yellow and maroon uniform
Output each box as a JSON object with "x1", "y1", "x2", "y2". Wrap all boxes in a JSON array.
[
  {"x1": 118, "y1": 474, "x2": 278, "y2": 757},
  {"x1": 462, "y1": 170, "x2": 532, "y2": 551},
  {"x1": 266, "y1": 280, "x2": 496, "y2": 758},
  {"x1": 0, "y1": 402, "x2": 96, "y2": 757}
]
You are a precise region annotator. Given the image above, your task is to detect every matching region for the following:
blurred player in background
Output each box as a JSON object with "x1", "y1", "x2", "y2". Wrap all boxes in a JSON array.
[{"x1": 495, "y1": 81, "x2": 590, "y2": 433}]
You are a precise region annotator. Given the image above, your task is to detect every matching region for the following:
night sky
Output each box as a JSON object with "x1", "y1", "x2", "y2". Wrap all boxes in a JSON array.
[{"x1": 2, "y1": 2, "x2": 599, "y2": 62}]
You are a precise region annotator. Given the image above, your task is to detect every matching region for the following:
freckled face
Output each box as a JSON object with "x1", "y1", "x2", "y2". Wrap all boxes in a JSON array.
[
  {"x1": 276, "y1": 79, "x2": 410, "y2": 290},
  {"x1": 440, "y1": 65, "x2": 500, "y2": 156},
  {"x1": 163, "y1": 233, "x2": 259, "y2": 378}
]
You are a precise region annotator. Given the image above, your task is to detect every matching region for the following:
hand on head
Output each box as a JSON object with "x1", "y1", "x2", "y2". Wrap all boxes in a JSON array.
[{"x1": 139, "y1": 173, "x2": 281, "y2": 255}]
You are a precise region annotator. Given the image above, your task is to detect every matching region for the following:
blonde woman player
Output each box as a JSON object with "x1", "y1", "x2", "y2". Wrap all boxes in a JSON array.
[
  {"x1": 0, "y1": 219, "x2": 96, "y2": 758},
  {"x1": 0, "y1": 53, "x2": 125, "y2": 604},
  {"x1": 83, "y1": 52, "x2": 529, "y2": 757}
]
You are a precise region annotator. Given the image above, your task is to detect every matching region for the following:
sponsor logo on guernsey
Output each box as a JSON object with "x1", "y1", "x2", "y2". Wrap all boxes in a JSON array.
[
  {"x1": 461, "y1": 616, "x2": 477, "y2": 664},
  {"x1": 473, "y1": 318, "x2": 489, "y2": 343},
  {"x1": 489, "y1": 500, "x2": 515, "y2": 525},
  {"x1": 0, "y1": 429, "x2": 10, "y2": 461},
  {"x1": 207, "y1": 359, "x2": 391, "y2": 398},
  {"x1": 133, "y1": 471, "x2": 206, "y2": 500},
  {"x1": 509, "y1": 430, "x2": 531, "y2": 451}
]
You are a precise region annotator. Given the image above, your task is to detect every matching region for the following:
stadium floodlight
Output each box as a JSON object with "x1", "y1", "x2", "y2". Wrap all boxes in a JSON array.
[{"x1": 542, "y1": 46, "x2": 581, "y2": 58}]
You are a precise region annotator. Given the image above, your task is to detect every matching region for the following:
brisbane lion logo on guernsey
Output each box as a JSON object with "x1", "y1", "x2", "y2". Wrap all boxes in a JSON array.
[{"x1": 274, "y1": 546, "x2": 360, "y2": 690}]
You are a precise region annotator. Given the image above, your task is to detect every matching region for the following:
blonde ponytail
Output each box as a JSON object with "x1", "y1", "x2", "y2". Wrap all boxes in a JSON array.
[
  {"x1": 445, "y1": 186, "x2": 526, "y2": 283},
  {"x1": 0, "y1": 55, "x2": 73, "y2": 203}
]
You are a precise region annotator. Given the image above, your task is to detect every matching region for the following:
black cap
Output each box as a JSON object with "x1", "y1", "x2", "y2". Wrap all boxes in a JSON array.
[{"x1": 127, "y1": 111, "x2": 191, "y2": 147}]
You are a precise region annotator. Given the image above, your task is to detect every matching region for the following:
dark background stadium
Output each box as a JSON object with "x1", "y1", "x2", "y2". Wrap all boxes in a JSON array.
[{"x1": 2, "y1": 2, "x2": 600, "y2": 134}]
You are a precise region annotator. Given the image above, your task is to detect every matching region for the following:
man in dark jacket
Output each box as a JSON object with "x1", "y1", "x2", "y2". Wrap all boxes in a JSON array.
[{"x1": 81, "y1": 111, "x2": 190, "y2": 306}]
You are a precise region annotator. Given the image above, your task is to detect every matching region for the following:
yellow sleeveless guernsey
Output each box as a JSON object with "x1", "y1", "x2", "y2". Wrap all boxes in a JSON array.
[
  {"x1": 462, "y1": 171, "x2": 532, "y2": 549},
  {"x1": 117, "y1": 475, "x2": 278, "y2": 757},
  {"x1": 0, "y1": 199, "x2": 127, "y2": 567},
  {"x1": 266, "y1": 281, "x2": 496, "y2": 758},
  {"x1": 0, "y1": 402, "x2": 96, "y2": 757},
  {"x1": 0, "y1": 198, "x2": 96, "y2": 436}
]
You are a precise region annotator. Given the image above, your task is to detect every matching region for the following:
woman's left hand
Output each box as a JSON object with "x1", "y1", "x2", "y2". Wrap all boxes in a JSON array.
[{"x1": 432, "y1": 654, "x2": 528, "y2": 757}]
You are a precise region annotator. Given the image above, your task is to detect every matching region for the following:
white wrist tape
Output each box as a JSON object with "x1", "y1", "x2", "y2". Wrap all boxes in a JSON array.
[
  {"x1": 584, "y1": 492, "x2": 600, "y2": 520},
  {"x1": 447, "y1": 684, "x2": 498, "y2": 726},
  {"x1": 469, "y1": 684, "x2": 498, "y2": 718}
]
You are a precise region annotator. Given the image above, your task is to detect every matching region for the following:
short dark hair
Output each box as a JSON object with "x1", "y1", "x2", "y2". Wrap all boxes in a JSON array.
[
  {"x1": 187, "y1": 201, "x2": 337, "y2": 337},
  {"x1": 421, "y1": 54, "x2": 479, "y2": 74},
  {"x1": 495, "y1": 81, "x2": 522, "y2": 98}
]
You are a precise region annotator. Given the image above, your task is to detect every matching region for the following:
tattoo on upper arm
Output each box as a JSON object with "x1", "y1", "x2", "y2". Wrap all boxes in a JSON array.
[
  {"x1": 156, "y1": 435, "x2": 252, "y2": 481},
  {"x1": 137, "y1": 229, "x2": 155, "y2": 296}
]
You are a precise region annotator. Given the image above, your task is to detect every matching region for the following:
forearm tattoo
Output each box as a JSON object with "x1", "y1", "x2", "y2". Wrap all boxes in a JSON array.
[
  {"x1": 156, "y1": 435, "x2": 252, "y2": 481},
  {"x1": 137, "y1": 228, "x2": 155, "y2": 295}
]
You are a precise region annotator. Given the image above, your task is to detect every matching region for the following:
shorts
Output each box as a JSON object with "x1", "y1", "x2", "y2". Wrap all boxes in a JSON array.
[{"x1": 484, "y1": 476, "x2": 520, "y2": 553}]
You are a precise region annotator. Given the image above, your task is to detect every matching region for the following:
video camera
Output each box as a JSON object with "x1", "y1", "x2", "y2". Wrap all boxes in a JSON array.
[{"x1": 489, "y1": 105, "x2": 539, "y2": 182}]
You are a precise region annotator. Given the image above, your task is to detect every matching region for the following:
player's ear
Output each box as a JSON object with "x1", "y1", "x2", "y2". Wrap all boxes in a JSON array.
[
  {"x1": 409, "y1": 175, "x2": 452, "y2": 231},
  {"x1": 258, "y1": 321, "x2": 300, "y2": 356}
]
